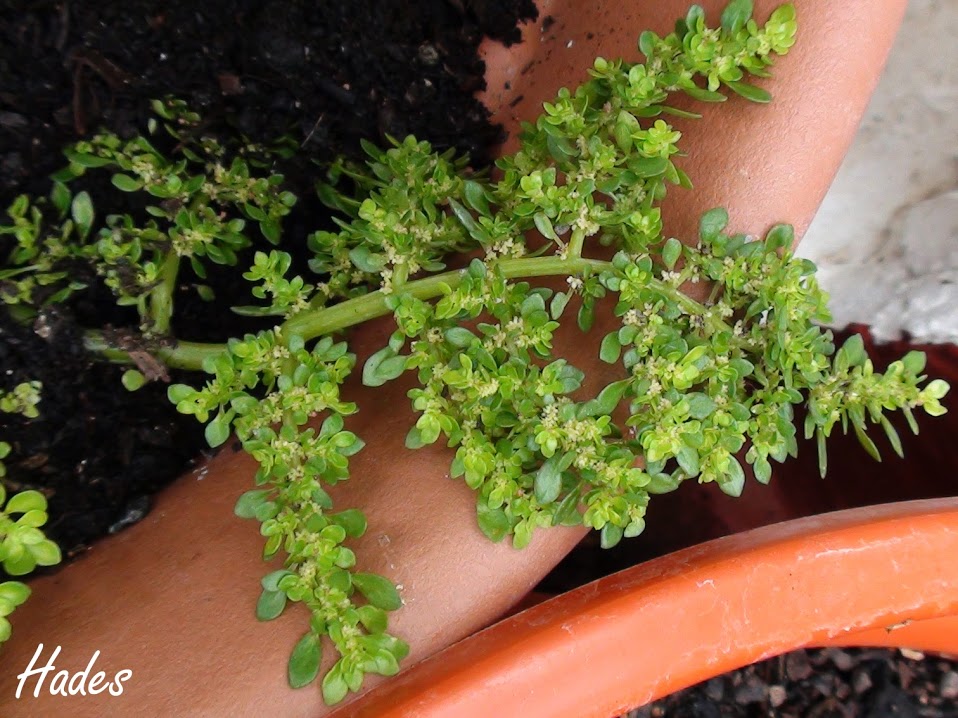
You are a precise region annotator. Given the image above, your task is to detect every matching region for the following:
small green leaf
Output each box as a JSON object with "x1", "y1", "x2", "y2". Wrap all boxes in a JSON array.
[
  {"x1": 444, "y1": 327, "x2": 476, "y2": 348},
  {"x1": 121, "y1": 370, "x2": 146, "y2": 392},
  {"x1": 816, "y1": 429, "x2": 828, "y2": 478},
  {"x1": 764, "y1": 224, "x2": 794, "y2": 252},
  {"x1": 646, "y1": 472, "x2": 681, "y2": 494},
  {"x1": 638, "y1": 31, "x2": 657, "y2": 58},
  {"x1": 50, "y1": 182, "x2": 71, "y2": 216},
  {"x1": 550, "y1": 291, "x2": 571, "y2": 320},
  {"x1": 234, "y1": 489, "x2": 270, "y2": 519},
  {"x1": 718, "y1": 458, "x2": 746, "y2": 497},
  {"x1": 332, "y1": 508, "x2": 368, "y2": 538},
  {"x1": 600, "y1": 523, "x2": 624, "y2": 549},
  {"x1": 0, "y1": 581, "x2": 30, "y2": 608},
  {"x1": 356, "y1": 605, "x2": 388, "y2": 634},
  {"x1": 683, "y1": 86, "x2": 728, "y2": 103},
  {"x1": 577, "y1": 300, "x2": 595, "y2": 332},
  {"x1": 854, "y1": 423, "x2": 882, "y2": 462},
  {"x1": 477, "y1": 502, "x2": 510, "y2": 542},
  {"x1": 261, "y1": 570, "x2": 295, "y2": 592},
  {"x1": 629, "y1": 156, "x2": 669, "y2": 178},
  {"x1": 29, "y1": 540, "x2": 61, "y2": 566},
  {"x1": 167, "y1": 384, "x2": 195, "y2": 404},
  {"x1": 687, "y1": 393, "x2": 716, "y2": 420},
  {"x1": 463, "y1": 180, "x2": 490, "y2": 215},
  {"x1": 753, "y1": 456, "x2": 772, "y2": 485},
  {"x1": 71, "y1": 191, "x2": 94, "y2": 239},
  {"x1": 721, "y1": 0, "x2": 753, "y2": 33},
  {"x1": 879, "y1": 416, "x2": 904, "y2": 459},
  {"x1": 256, "y1": 589, "x2": 287, "y2": 621},
  {"x1": 363, "y1": 347, "x2": 395, "y2": 387},
  {"x1": 925, "y1": 379, "x2": 950, "y2": 400},
  {"x1": 404, "y1": 425, "x2": 426, "y2": 449},
  {"x1": 351, "y1": 573, "x2": 402, "y2": 611},
  {"x1": 63, "y1": 150, "x2": 112, "y2": 168},
  {"x1": 901, "y1": 351, "x2": 926, "y2": 376},
  {"x1": 288, "y1": 632, "x2": 322, "y2": 689},
  {"x1": 534, "y1": 456, "x2": 562, "y2": 504},
  {"x1": 448, "y1": 198, "x2": 484, "y2": 241},
  {"x1": 376, "y1": 355, "x2": 407, "y2": 382},
  {"x1": 590, "y1": 380, "x2": 629, "y2": 416},
  {"x1": 349, "y1": 247, "x2": 386, "y2": 273},
  {"x1": 260, "y1": 220, "x2": 281, "y2": 244},
  {"x1": 599, "y1": 332, "x2": 621, "y2": 364},
  {"x1": 205, "y1": 415, "x2": 230, "y2": 448},
  {"x1": 662, "y1": 237, "x2": 682, "y2": 270},
  {"x1": 111, "y1": 174, "x2": 142, "y2": 192},
  {"x1": 727, "y1": 81, "x2": 771, "y2": 103},
  {"x1": 553, "y1": 488, "x2": 582, "y2": 526},
  {"x1": 321, "y1": 661, "x2": 349, "y2": 705},
  {"x1": 676, "y1": 446, "x2": 699, "y2": 476},
  {"x1": 534, "y1": 212, "x2": 559, "y2": 242},
  {"x1": 4, "y1": 490, "x2": 46, "y2": 514},
  {"x1": 699, "y1": 208, "x2": 729, "y2": 244}
]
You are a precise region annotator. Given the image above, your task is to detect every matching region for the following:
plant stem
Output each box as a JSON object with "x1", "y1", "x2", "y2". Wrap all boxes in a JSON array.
[
  {"x1": 82, "y1": 253, "x2": 725, "y2": 372},
  {"x1": 148, "y1": 252, "x2": 181, "y2": 334},
  {"x1": 283, "y1": 256, "x2": 609, "y2": 340},
  {"x1": 568, "y1": 229, "x2": 586, "y2": 259},
  {"x1": 82, "y1": 332, "x2": 224, "y2": 370}
]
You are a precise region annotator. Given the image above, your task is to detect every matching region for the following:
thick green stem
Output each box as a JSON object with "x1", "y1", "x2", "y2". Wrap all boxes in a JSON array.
[
  {"x1": 82, "y1": 332, "x2": 224, "y2": 370},
  {"x1": 283, "y1": 256, "x2": 610, "y2": 340},
  {"x1": 568, "y1": 229, "x2": 586, "y2": 259},
  {"x1": 148, "y1": 252, "x2": 181, "y2": 334},
  {"x1": 83, "y1": 254, "x2": 724, "y2": 371}
]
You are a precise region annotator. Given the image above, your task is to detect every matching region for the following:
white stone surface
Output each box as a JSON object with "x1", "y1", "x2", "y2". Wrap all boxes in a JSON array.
[{"x1": 799, "y1": 0, "x2": 958, "y2": 344}]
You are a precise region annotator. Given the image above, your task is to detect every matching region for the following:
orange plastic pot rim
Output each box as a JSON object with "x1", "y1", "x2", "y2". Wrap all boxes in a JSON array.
[{"x1": 337, "y1": 498, "x2": 958, "y2": 718}]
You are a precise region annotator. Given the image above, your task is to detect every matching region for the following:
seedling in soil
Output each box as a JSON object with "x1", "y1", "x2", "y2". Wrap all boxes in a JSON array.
[{"x1": 0, "y1": 382, "x2": 61, "y2": 644}]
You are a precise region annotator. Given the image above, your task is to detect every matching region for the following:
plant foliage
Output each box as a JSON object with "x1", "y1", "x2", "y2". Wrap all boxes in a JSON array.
[
  {"x1": 0, "y1": 382, "x2": 61, "y2": 644},
  {"x1": 0, "y1": 0, "x2": 949, "y2": 703}
]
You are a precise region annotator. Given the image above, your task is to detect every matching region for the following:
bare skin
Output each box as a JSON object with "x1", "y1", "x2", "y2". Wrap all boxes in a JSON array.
[{"x1": 0, "y1": 2, "x2": 907, "y2": 715}]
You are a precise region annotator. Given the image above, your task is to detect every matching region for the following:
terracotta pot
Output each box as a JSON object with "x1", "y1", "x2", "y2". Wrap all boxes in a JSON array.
[
  {"x1": 336, "y1": 499, "x2": 958, "y2": 718},
  {"x1": 0, "y1": 1, "x2": 920, "y2": 716}
]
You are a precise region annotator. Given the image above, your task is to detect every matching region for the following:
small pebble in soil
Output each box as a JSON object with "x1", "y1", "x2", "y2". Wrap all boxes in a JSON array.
[
  {"x1": 853, "y1": 668, "x2": 874, "y2": 695},
  {"x1": 768, "y1": 684, "x2": 787, "y2": 708},
  {"x1": 786, "y1": 650, "x2": 814, "y2": 680},
  {"x1": 826, "y1": 647, "x2": 856, "y2": 672},
  {"x1": 703, "y1": 678, "x2": 724, "y2": 702},
  {"x1": 733, "y1": 675, "x2": 767, "y2": 705},
  {"x1": 940, "y1": 671, "x2": 958, "y2": 699}
]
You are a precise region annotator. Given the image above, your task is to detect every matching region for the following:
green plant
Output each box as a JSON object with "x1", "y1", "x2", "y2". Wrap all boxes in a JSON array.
[
  {"x1": 0, "y1": 0, "x2": 949, "y2": 704},
  {"x1": 0, "y1": 381, "x2": 61, "y2": 644}
]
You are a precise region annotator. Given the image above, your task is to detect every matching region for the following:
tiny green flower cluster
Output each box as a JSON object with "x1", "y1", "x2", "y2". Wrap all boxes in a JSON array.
[
  {"x1": 0, "y1": 382, "x2": 61, "y2": 644},
  {"x1": 0, "y1": 0, "x2": 951, "y2": 706}
]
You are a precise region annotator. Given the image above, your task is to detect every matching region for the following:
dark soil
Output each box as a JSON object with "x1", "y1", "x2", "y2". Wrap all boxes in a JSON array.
[
  {"x1": 633, "y1": 647, "x2": 958, "y2": 717},
  {"x1": 0, "y1": 0, "x2": 536, "y2": 556}
]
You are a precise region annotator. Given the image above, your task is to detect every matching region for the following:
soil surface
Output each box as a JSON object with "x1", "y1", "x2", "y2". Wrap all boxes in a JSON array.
[
  {"x1": 634, "y1": 647, "x2": 958, "y2": 717},
  {"x1": 0, "y1": 0, "x2": 536, "y2": 556}
]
